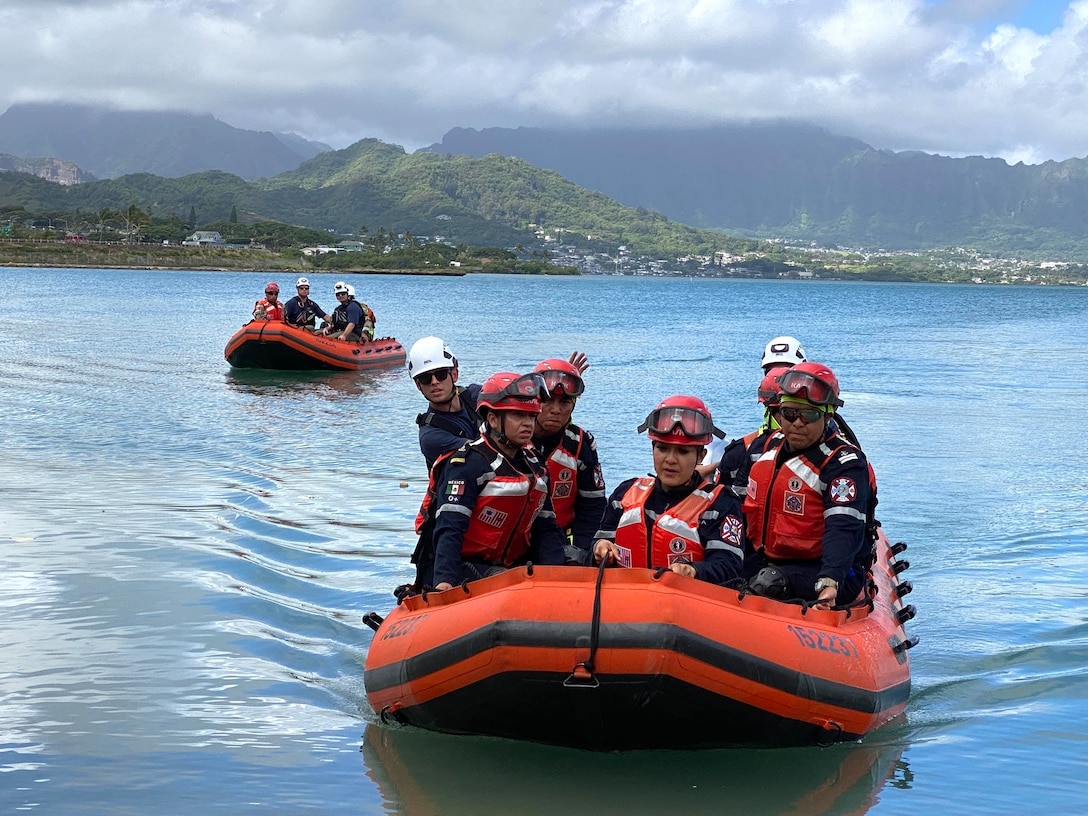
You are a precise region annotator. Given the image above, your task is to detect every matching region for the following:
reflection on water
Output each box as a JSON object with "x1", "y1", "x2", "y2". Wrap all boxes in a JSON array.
[
  {"x1": 362, "y1": 723, "x2": 909, "y2": 816},
  {"x1": 224, "y1": 367, "x2": 405, "y2": 401}
]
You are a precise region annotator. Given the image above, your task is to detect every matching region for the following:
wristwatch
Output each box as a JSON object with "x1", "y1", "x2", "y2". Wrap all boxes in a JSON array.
[{"x1": 814, "y1": 577, "x2": 839, "y2": 594}]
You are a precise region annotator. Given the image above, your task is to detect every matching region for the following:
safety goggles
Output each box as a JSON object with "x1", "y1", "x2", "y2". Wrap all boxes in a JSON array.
[
  {"x1": 776, "y1": 369, "x2": 843, "y2": 407},
  {"x1": 492, "y1": 372, "x2": 549, "y2": 401},
  {"x1": 414, "y1": 368, "x2": 452, "y2": 385},
  {"x1": 638, "y1": 406, "x2": 719, "y2": 439},
  {"x1": 778, "y1": 405, "x2": 824, "y2": 425},
  {"x1": 539, "y1": 369, "x2": 584, "y2": 398}
]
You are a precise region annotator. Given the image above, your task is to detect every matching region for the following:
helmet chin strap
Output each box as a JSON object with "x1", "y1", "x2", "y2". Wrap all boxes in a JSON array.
[{"x1": 488, "y1": 412, "x2": 517, "y2": 451}]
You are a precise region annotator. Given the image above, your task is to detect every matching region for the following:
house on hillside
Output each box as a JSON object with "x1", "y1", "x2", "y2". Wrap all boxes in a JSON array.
[{"x1": 182, "y1": 230, "x2": 225, "y2": 247}]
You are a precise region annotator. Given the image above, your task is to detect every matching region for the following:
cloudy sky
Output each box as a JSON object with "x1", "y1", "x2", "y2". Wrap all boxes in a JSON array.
[{"x1": 1, "y1": 0, "x2": 1085, "y2": 164}]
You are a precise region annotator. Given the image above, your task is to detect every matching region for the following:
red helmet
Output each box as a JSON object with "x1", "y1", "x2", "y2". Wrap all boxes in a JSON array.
[
  {"x1": 533, "y1": 358, "x2": 585, "y2": 398},
  {"x1": 477, "y1": 371, "x2": 546, "y2": 415},
  {"x1": 757, "y1": 369, "x2": 785, "y2": 406},
  {"x1": 638, "y1": 395, "x2": 721, "y2": 446},
  {"x1": 776, "y1": 361, "x2": 843, "y2": 408},
  {"x1": 264, "y1": 282, "x2": 280, "y2": 294}
]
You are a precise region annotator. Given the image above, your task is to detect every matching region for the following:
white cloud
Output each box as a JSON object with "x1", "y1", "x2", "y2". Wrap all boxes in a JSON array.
[{"x1": 2, "y1": 0, "x2": 1088, "y2": 162}]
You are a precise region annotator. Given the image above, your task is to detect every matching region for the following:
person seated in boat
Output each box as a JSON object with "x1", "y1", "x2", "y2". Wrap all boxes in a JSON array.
[
  {"x1": 283, "y1": 276, "x2": 328, "y2": 331},
  {"x1": 592, "y1": 395, "x2": 744, "y2": 585},
  {"x1": 425, "y1": 371, "x2": 567, "y2": 591},
  {"x1": 741, "y1": 362, "x2": 876, "y2": 609},
  {"x1": 252, "y1": 282, "x2": 284, "y2": 321},
  {"x1": 345, "y1": 284, "x2": 376, "y2": 342},
  {"x1": 531, "y1": 358, "x2": 607, "y2": 566},
  {"x1": 320, "y1": 281, "x2": 365, "y2": 341}
]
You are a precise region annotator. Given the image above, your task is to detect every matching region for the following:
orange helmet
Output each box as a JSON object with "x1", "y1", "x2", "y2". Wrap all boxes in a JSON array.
[
  {"x1": 757, "y1": 368, "x2": 785, "y2": 406},
  {"x1": 776, "y1": 361, "x2": 843, "y2": 408},
  {"x1": 477, "y1": 372, "x2": 546, "y2": 415},
  {"x1": 533, "y1": 358, "x2": 585, "y2": 397},
  {"x1": 638, "y1": 395, "x2": 721, "y2": 446}
]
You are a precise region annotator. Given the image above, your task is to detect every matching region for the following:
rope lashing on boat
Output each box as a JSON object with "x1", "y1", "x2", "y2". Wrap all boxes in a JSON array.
[
  {"x1": 564, "y1": 558, "x2": 608, "y2": 689},
  {"x1": 814, "y1": 720, "x2": 844, "y2": 747},
  {"x1": 361, "y1": 612, "x2": 384, "y2": 632}
]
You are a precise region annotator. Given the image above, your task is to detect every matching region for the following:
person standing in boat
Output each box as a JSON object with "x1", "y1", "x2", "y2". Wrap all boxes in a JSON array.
[
  {"x1": 408, "y1": 336, "x2": 484, "y2": 471},
  {"x1": 531, "y1": 358, "x2": 607, "y2": 565},
  {"x1": 252, "y1": 282, "x2": 284, "y2": 321},
  {"x1": 426, "y1": 371, "x2": 567, "y2": 591},
  {"x1": 408, "y1": 339, "x2": 590, "y2": 471},
  {"x1": 592, "y1": 395, "x2": 745, "y2": 585},
  {"x1": 320, "y1": 281, "x2": 364, "y2": 341},
  {"x1": 283, "y1": 277, "x2": 328, "y2": 331},
  {"x1": 741, "y1": 362, "x2": 875, "y2": 609}
]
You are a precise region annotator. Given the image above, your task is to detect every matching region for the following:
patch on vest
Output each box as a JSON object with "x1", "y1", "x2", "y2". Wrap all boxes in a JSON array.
[
  {"x1": 593, "y1": 464, "x2": 605, "y2": 489},
  {"x1": 783, "y1": 493, "x2": 805, "y2": 515},
  {"x1": 615, "y1": 544, "x2": 633, "y2": 568},
  {"x1": 445, "y1": 481, "x2": 464, "y2": 497},
  {"x1": 558, "y1": 468, "x2": 573, "y2": 482},
  {"x1": 788, "y1": 477, "x2": 802, "y2": 493},
  {"x1": 829, "y1": 477, "x2": 857, "y2": 503},
  {"x1": 722, "y1": 514, "x2": 743, "y2": 545},
  {"x1": 553, "y1": 483, "x2": 572, "y2": 499},
  {"x1": 669, "y1": 537, "x2": 688, "y2": 553},
  {"x1": 478, "y1": 507, "x2": 509, "y2": 528}
]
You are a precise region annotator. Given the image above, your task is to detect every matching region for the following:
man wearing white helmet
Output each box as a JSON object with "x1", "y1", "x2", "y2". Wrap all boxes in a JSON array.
[
  {"x1": 320, "y1": 281, "x2": 365, "y2": 341},
  {"x1": 761, "y1": 336, "x2": 807, "y2": 373},
  {"x1": 408, "y1": 336, "x2": 484, "y2": 470},
  {"x1": 283, "y1": 277, "x2": 328, "y2": 331}
]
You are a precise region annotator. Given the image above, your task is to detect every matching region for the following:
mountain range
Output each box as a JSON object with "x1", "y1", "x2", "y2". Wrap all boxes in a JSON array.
[
  {"x1": 3, "y1": 103, "x2": 1088, "y2": 258},
  {"x1": 430, "y1": 124, "x2": 1088, "y2": 256},
  {"x1": 0, "y1": 103, "x2": 330, "y2": 180}
]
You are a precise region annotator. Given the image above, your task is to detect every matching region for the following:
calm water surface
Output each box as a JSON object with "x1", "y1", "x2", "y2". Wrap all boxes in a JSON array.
[{"x1": 1, "y1": 268, "x2": 1086, "y2": 814}]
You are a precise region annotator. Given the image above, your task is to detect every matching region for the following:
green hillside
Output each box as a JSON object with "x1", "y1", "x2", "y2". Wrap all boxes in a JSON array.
[{"x1": 0, "y1": 139, "x2": 761, "y2": 258}]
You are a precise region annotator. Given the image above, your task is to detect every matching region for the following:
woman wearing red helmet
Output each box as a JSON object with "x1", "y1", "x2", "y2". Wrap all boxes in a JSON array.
[
  {"x1": 423, "y1": 371, "x2": 567, "y2": 592},
  {"x1": 531, "y1": 358, "x2": 607, "y2": 565},
  {"x1": 592, "y1": 396, "x2": 745, "y2": 584},
  {"x1": 742, "y1": 361, "x2": 875, "y2": 608}
]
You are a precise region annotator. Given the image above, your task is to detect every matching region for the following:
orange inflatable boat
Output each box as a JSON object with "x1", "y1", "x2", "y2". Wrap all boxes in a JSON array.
[
  {"x1": 224, "y1": 321, "x2": 406, "y2": 371},
  {"x1": 363, "y1": 531, "x2": 916, "y2": 749}
]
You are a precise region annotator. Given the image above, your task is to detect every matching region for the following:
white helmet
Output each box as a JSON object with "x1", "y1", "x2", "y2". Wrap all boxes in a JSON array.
[
  {"x1": 408, "y1": 336, "x2": 456, "y2": 378},
  {"x1": 333, "y1": 280, "x2": 349, "y2": 294},
  {"x1": 295, "y1": 277, "x2": 310, "y2": 288},
  {"x1": 761, "y1": 336, "x2": 806, "y2": 370},
  {"x1": 346, "y1": 284, "x2": 356, "y2": 298}
]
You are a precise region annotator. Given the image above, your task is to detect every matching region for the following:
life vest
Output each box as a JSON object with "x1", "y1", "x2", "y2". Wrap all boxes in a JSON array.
[
  {"x1": 743, "y1": 433, "x2": 873, "y2": 561},
  {"x1": 541, "y1": 426, "x2": 584, "y2": 531},
  {"x1": 253, "y1": 298, "x2": 284, "y2": 321},
  {"x1": 459, "y1": 444, "x2": 550, "y2": 567},
  {"x1": 613, "y1": 476, "x2": 724, "y2": 569}
]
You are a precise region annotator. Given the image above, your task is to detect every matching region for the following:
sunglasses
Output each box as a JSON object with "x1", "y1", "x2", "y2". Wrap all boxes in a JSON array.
[
  {"x1": 539, "y1": 369, "x2": 584, "y2": 397},
  {"x1": 265, "y1": 291, "x2": 278, "y2": 296},
  {"x1": 297, "y1": 285, "x2": 309, "y2": 290},
  {"x1": 639, "y1": 406, "x2": 715, "y2": 438},
  {"x1": 776, "y1": 369, "x2": 843, "y2": 407},
  {"x1": 414, "y1": 368, "x2": 452, "y2": 385},
  {"x1": 778, "y1": 406, "x2": 825, "y2": 425}
]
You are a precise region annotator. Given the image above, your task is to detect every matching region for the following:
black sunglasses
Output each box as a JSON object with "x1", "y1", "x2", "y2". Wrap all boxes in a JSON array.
[
  {"x1": 779, "y1": 406, "x2": 824, "y2": 425},
  {"x1": 414, "y1": 369, "x2": 451, "y2": 385}
]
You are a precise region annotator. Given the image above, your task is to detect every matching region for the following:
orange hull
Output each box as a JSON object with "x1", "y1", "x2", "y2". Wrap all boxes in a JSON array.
[
  {"x1": 224, "y1": 321, "x2": 406, "y2": 371},
  {"x1": 364, "y1": 531, "x2": 915, "y2": 749}
]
